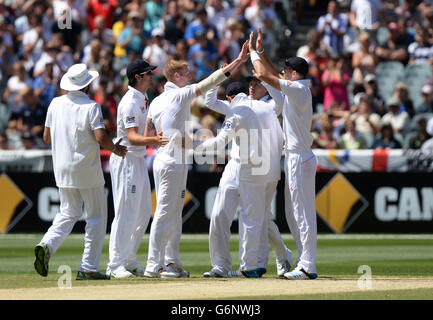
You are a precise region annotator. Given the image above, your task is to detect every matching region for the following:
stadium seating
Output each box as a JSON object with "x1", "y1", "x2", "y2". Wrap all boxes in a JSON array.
[{"x1": 375, "y1": 62, "x2": 405, "y2": 103}]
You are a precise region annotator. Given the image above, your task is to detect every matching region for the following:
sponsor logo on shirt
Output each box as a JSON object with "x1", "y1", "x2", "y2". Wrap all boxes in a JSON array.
[
  {"x1": 99, "y1": 117, "x2": 104, "y2": 125},
  {"x1": 181, "y1": 190, "x2": 185, "y2": 199},
  {"x1": 222, "y1": 122, "x2": 231, "y2": 129},
  {"x1": 139, "y1": 106, "x2": 145, "y2": 113},
  {"x1": 125, "y1": 116, "x2": 135, "y2": 124},
  {"x1": 132, "y1": 185, "x2": 136, "y2": 194}
]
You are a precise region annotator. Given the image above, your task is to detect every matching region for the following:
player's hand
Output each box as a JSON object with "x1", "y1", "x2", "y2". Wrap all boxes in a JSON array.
[
  {"x1": 113, "y1": 138, "x2": 127, "y2": 158},
  {"x1": 256, "y1": 28, "x2": 264, "y2": 53},
  {"x1": 155, "y1": 131, "x2": 169, "y2": 146},
  {"x1": 248, "y1": 32, "x2": 256, "y2": 52},
  {"x1": 238, "y1": 40, "x2": 250, "y2": 62}
]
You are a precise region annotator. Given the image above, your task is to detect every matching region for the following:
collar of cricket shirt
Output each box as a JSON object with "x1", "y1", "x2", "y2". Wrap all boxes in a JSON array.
[
  {"x1": 67, "y1": 90, "x2": 91, "y2": 101},
  {"x1": 164, "y1": 81, "x2": 179, "y2": 91},
  {"x1": 128, "y1": 85, "x2": 148, "y2": 102}
]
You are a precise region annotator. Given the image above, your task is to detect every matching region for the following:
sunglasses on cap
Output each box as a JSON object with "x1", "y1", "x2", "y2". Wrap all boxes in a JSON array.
[{"x1": 139, "y1": 70, "x2": 154, "y2": 76}]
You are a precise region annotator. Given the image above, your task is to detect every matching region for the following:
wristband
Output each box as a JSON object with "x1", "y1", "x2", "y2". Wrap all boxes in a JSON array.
[{"x1": 250, "y1": 51, "x2": 261, "y2": 63}]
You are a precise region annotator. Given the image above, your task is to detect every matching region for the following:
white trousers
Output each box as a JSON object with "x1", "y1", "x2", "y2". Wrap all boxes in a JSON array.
[
  {"x1": 107, "y1": 153, "x2": 152, "y2": 272},
  {"x1": 145, "y1": 157, "x2": 188, "y2": 273},
  {"x1": 284, "y1": 150, "x2": 317, "y2": 274},
  {"x1": 209, "y1": 159, "x2": 290, "y2": 273},
  {"x1": 41, "y1": 186, "x2": 107, "y2": 272}
]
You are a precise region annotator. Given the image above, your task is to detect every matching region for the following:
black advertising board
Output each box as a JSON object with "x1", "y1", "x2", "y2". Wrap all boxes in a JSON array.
[{"x1": 0, "y1": 171, "x2": 432, "y2": 234}]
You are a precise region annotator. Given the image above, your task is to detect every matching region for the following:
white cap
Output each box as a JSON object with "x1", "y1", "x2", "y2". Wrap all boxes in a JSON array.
[
  {"x1": 60, "y1": 64, "x2": 99, "y2": 91},
  {"x1": 422, "y1": 84, "x2": 433, "y2": 95},
  {"x1": 151, "y1": 28, "x2": 164, "y2": 38}
]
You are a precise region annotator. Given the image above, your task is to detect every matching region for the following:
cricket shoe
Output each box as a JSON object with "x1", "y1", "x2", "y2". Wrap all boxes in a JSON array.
[
  {"x1": 161, "y1": 263, "x2": 190, "y2": 278},
  {"x1": 228, "y1": 269, "x2": 261, "y2": 278},
  {"x1": 256, "y1": 268, "x2": 267, "y2": 276},
  {"x1": 203, "y1": 268, "x2": 228, "y2": 278},
  {"x1": 143, "y1": 267, "x2": 164, "y2": 278},
  {"x1": 284, "y1": 268, "x2": 317, "y2": 280},
  {"x1": 34, "y1": 242, "x2": 50, "y2": 277},
  {"x1": 276, "y1": 260, "x2": 291, "y2": 278},
  {"x1": 126, "y1": 263, "x2": 145, "y2": 277},
  {"x1": 76, "y1": 271, "x2": 111, "y2": 280},
  {"x1": 109, "y1": 266, "x2": 134, "y2": 279}
]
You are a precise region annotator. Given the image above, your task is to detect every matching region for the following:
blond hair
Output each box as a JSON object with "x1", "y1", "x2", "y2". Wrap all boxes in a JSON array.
[{"x1": 164, "y1": 60, "x2": 189, "y2": 82}]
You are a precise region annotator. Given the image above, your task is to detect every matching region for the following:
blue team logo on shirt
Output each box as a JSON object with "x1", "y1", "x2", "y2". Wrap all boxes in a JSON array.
[
  {"x1": 125, "y1": 116, "x2": 135, "y2": 124},
  {"x1": 222, "y1": 122, "x2": 231, "y2": 129},
  {"x1": 99, "y1": 117, "x2": 104, "y2": 124}
]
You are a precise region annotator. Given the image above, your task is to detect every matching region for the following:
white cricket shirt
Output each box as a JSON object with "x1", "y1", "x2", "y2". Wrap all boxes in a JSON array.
[
  {"x1": 45, "y1": 91, "x2": 105, "y2": 188},
  {"x1": 263, "y1": 79, "x2": 313, "y2": 152},
  {"x1": 147, "y1": 81, "x2": 196, "y2": 164},
  {"x1": 116, "y1": 86, "x2": 149, "y2": 157}
]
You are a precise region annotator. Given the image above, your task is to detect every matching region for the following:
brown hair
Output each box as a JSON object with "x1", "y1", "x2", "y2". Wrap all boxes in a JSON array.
[{"x1": 163, "y1": 60, "x2": 189, "y2": 82}]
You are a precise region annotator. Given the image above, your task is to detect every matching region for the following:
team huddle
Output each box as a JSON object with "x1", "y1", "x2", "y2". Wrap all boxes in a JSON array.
[{"x1": 33, "y1": 28, "x2": 318, "y2": 281}]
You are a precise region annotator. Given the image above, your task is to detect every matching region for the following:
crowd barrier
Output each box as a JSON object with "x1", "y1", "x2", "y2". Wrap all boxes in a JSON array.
[{"x1": 0, "y1": 149, "x2": 432, "y2": 234}]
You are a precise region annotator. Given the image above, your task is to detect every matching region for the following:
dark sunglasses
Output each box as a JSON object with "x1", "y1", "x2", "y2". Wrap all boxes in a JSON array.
[{"x1": 139, "y1": 70, "x2": 153, "y2": 76}]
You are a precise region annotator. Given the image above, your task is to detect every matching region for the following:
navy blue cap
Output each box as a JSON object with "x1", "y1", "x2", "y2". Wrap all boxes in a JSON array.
[
  {"x1": 226, "y1": 82, "x2": 247, "y2": 97},
  {"x1": 284, "y1": 57, "x2": 309, "y2": 76},
  {"x1": 127, "y1": 60, "x2": 156, "y2": 80}
]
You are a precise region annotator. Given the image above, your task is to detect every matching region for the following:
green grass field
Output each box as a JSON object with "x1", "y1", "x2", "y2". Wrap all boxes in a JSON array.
[{"x1": 1, "y1": 234, "x2": 433, "y2": 299}]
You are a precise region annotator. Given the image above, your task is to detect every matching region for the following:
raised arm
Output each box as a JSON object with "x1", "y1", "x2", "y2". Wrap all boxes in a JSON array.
[
  {"x1": 249, "y1": 29, "x2": 282, "y2": 91},
  {"x1": 194, "y1": 41, "x2": 250, "y2": 96},
  {"x1": 204, "y1": 86, "x2": 230, "y2": 115}
]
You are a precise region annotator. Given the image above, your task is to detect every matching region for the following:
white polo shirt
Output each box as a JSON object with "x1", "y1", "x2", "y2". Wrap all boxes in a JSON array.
[
  {"x1": 147, "y1": 81, "x2": 197, "y2": 164},
  {"x1": 199, "y1": 93, "x2": 283, "y2": 183},
  {"x1": 263, "y1": 79, "x2": 313, "y2": 152},
  {"x1": 45, "y1": 91, "x2": 105, "y2": 188},
  {"x1": 116, "y1": 86, "x2": 149, "y2": 157}
]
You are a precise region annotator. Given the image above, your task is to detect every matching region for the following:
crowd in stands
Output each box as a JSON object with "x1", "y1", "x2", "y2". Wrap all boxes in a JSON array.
[{"x1": 1, "y1": 0, "x2": 433, "y2": 156}]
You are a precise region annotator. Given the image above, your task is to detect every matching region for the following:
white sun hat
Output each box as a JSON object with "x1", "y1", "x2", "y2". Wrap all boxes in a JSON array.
[{"x1": 60, "y1": 64, "x2": 99, "y2": 91}]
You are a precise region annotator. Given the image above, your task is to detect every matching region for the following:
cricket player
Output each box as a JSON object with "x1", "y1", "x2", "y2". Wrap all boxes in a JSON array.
[
  {"x1": 106, "y1": 60, "x2": 169, "y2": 279},
  {"x1": 202, "y1": 78, "x2": 292, "y2": 278},
  {"x1": 143, "y1": 42, "x2": 250, "y2": 278},
  {"x1": 33, "y1": 64, "x2": 127, "y2": 280},
  {"x1": 250, "y1": 29, "x2": 318, "y2": 280},
  {"x1": 196, "y1": 82, "x2": 283, "y2": 278}
]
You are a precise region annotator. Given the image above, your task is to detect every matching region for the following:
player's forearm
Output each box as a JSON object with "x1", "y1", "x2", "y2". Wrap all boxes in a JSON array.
[
  {"x1": 128, "y1": 132, "x2": 159, "y2": 146},
  {"x1": 258, "y1": 51, "x2": 279, "y2": 77}
]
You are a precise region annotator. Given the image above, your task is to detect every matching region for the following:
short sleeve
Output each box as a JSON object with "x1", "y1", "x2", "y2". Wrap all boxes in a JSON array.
[
  {"x1": 121, "y1": 100, "x2": 140, "y2": 129},
  {"x1": 89, "y1": 103, "x2": 106, "y2": 131},
  {"x1": 45, "y1": 104, "x2": 52, "y2": 128},
  {"x1": 279, "y1": 78, "x2": 302, "y2": 97}
]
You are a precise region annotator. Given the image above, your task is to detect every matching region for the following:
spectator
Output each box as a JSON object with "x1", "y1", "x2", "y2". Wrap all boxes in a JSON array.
[
  {"x1": 112, "y1": 9, "x2": 128, "y2": 60},
  {"x1": 218, "y1": 18, "x2": 242, "y2": 64},
  {"x1": 317, "y1": 1, "x2": 348, "y2": 57},
  {"x1": 321, "y1": 55, "x2": 351, "y2": 112},
  {"x1": 395, "y1": 0, "x2": 424, "y2": 29},
  {"x1": 206, "y1": 0, "x2": 235, "y2": 39},
  {"x1": 371, "y1": 123, "x2": 402, "y2": 149},
  {"x1": 142, "y1": 28, "x2": 171, "y2": 75},
  {"x1": 0, "y1": 132, "x2": 12, "y2": 150},
  {"x1": 163, "y1": 0, "x2": 187, "y2": 45},
  {"x1": 90, "y1": 15, "x2": 115, "y2": 51},
  {"x1": 421, "y1": 118, "x2": 433, "y2": 153},
  {"x1": 244, "y1": 0, "x2": 277, "y2": 58},
  {"x1": 349, "y1": 0, "x2": 383, "y2": 31},
  {"x1": 188, "y1": 29, "x2": 218, "y2": 81},
  {"x1": 21, "y1": 131, "x2": 36, "y2": 150},
  {"x1": 3, "y1": 61, "x2": 33, "y2": 107},
  {"x1": 93, "y1": 76, "x2": 117, "y2": 136},
  {"x1": 351, "y1": 96, "x2": 382, "y2": 136},
  {"x1": 353, "y1": 74, "x2": 386, "y2": 116},
  {"x1": 33, "y1": 42, "x2": 61, "y2": 78},
  {"x1": 33, "y1": 61, "x2": 58, "y2": 110},
  {"x1": 397, "y1": 17, "x2": 415, "y2": 47},
  {"x1": 375, "y1": 22, "x2": 409, "y2": 64},
  {"x1": 117, "y1": 11, "x2": 148, "y2": 58},
  {"x1": 82, "y1": 39, "x2": 102, "y2": 72},
  {"x1": 144, "y1": 0, "x2": 164, "y2": 33},
  {"x1": 173, "y1": 39, "x2": 188, "y2": 61},
  {"x1": 184, "y1": 8, "x2": 219, "y2": 47},
  {"x1": 382, "y1": 97, "x2": 411, "y2": 136},
  {"x1": 87, "y1": 0, "x2": 118, "y2": 32},
  {"x1": 407, "y1": 117, "x2": 432, "y2": 149},
  {"x1": 393, "y1": 82, "x2": 415, "y2": 118},
  {"x1": 408, "y1": 27, "x2": 433, "y2": 65},
  {"x1": 19, "y1": 87, "x2": 46, "y2": 139},
  {"x1": 51, "y1": 9, "x2": 83, "y2": 54},
  {"x1": 418, "y1": 83, "x2": 433, "y2": 112},
  {"x1": 317, "y1": 123, "x2": 341, "y2": 149},
  {"x1": 352, "y1": 31, "x2": 376, "y2": 86},
  {"x1": 22, "y1": 13, "x2": 45, "y2": 71},
  {"x1": 341, "y1": 118, "x2": 368, "y2": 149}
]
